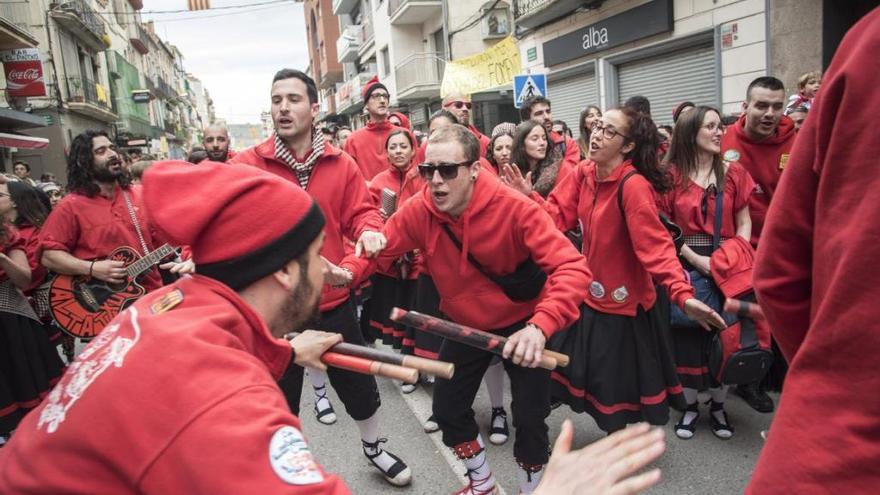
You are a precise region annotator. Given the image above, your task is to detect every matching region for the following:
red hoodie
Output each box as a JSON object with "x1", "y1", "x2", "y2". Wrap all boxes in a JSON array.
[
  {"x1": 721, "y1": 114, "x2": 796, "y2": 245},
  {"x1": 367, "y1": 164, "x2": 424, "y2": 279},
  {"x1": 468, "y1": 124, "x2": 491, "y2": 157},
  {"x1": 545, "y1": 161, "x2": 694, "y2": 316},
  {"x1": 343, "y1": 120, "x2": 403, "y2": 180},
  {"x1": 749, "y1": 9, "x2": 880, "y2": 494},
  {"x1": 0, "y1": 276, "x2": 349, "y2": 494},
  {"x1": 234, "y1": 137, "x2": 384, "y2": 312},
  {"x1": 352, "y1": 173, "x2": 590, "y2": 336}
]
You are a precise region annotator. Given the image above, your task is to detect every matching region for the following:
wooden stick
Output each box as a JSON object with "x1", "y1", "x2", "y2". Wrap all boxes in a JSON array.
[
  {"x1": 723, "y1": 298, "x2": 765, "y2": 320},
  {"x1": 389, "y1": 308, "x2": 569, "y2": 370},
  {"x1": 286, "y1": 333, "x2": 455, "y2": 379},
  {"x1": 321, "y1": 352, "x2": 419, "y2": 384}
]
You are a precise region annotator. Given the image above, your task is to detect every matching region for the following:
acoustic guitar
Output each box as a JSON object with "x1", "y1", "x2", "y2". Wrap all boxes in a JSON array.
[{"x1": 49, "y1": 244, "x2": 176, "y2": 338}]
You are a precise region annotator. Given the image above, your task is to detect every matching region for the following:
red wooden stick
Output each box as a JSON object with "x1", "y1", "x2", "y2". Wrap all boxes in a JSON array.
[
  {"x1": 321, "y1": 352, "x2": 418, "y2": 384},
  {"x1": 724, "y1": 298, "x2": 765, "y2": 320}
]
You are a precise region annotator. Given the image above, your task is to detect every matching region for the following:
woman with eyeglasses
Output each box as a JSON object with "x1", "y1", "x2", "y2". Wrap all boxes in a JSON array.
[
  {"x1": 577, "y1": 106, "x2": 602, "y2": 159},
  {"x1": 658, "y1": 106, "x2": 755, "y2": 440},
  {"x1": 504, "y1": 107, "x2": 726, "y2": 433},
  {"x1": 0, "y1": 179, "x2": 65, "y2": 447}
]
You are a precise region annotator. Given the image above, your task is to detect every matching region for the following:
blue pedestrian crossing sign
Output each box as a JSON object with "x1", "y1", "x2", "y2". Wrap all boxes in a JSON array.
[{"x1": 513, "y1": 74, "x2": 547, "y2": 109}]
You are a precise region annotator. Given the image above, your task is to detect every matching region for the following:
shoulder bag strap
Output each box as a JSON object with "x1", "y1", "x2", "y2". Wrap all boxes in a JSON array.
[
  {"x1": 122, "y1": 190, "x2": 150, "y2": 257},
  {"x1": 617, "y1": 171, "x2": 639, "y2": 214},
  {"x1": 713, "y1": 180, "x2": 724, "y2": 251},
  {"x1": 440, "y1": 223, "x2": 496, "y2": 281}
]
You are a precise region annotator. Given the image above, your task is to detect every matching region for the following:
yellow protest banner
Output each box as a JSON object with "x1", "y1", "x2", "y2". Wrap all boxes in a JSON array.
[{"x1": 441, "y1": 36, "x2": 521, "y2": 97}]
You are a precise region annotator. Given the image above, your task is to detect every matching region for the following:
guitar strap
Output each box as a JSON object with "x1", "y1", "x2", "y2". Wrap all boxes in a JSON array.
[{"x1": 122, "y1": 190, "x2": 150, "y2": 257}]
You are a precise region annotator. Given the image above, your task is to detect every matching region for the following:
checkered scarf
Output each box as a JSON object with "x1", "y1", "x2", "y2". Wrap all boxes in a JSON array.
[{"x1": 274, "y1": 127, "x2": 325, "y2": 189}]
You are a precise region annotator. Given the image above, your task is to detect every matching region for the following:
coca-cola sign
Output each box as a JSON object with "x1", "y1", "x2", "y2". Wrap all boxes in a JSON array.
[{"x1": 0, "y1": 48, "x2": 47, "y2": 97}]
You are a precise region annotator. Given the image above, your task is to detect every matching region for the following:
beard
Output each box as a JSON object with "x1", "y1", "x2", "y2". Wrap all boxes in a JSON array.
[
  {"x1": 271, "y1": 259, "x2": 321, "y2": 338},
  {"x1": 207, "y1": 148, "x2": 228, "y2": 162},
  {"x1": 93, "y1": 159, "x2": 124, "y2": 183}
]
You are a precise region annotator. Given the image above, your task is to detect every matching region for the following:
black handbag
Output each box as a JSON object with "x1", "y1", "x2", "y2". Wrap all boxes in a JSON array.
[
  {"x1": 441, "y1": 223, "x2": 547, "y2": 302},
  {"x1": 708, "y1": 295, "x2": 774, "y2": 385}
]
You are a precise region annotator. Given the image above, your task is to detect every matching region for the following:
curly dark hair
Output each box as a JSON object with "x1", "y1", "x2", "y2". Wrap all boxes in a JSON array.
[
  {"x1": 8, "y1": 181, "x2": 49, "y2": 228},
  {"x1": 67, "y1": 130, "x2": 130, "y2": 197},
  {"x1": 617, "y1": 106, "x2": 672, "y2": 194}
]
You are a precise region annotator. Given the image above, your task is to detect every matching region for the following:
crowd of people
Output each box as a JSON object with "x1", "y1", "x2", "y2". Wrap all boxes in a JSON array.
[{"x1": 0, "y1": 8, "x2": 876, "y2": 494}]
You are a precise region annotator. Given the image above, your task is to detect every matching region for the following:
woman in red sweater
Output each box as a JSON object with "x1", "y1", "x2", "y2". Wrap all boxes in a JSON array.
[
  {"x1": 659, "y1": 106, "x2": 755, "y2": 440},
  {"x1": 505, "y1": 107, "x2": 725, "y2": 432}
]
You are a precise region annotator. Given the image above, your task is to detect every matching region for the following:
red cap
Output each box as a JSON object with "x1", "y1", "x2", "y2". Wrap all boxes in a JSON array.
[
  {"x1": 389, "y1": 111, "x2": 411, "y2": 130},
  {"x1": 362, "y1": 75, "x2": 388, "y2": 101},
  {"x1": 142, "y1": 161, "x2": 325, "y2": 290},
  {"x1": 710, "y1": 236, "x2": 755, "y2": 298}
]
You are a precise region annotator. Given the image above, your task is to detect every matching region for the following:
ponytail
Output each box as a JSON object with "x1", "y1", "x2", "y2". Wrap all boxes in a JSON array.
[{"x1": 619, "y1": 106, "x2": 672, "y2": 194}]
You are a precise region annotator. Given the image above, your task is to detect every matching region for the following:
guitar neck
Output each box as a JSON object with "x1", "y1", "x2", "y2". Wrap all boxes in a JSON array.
[{"x1": 125, "y1": 244, "x2": 176, "y2": 278}]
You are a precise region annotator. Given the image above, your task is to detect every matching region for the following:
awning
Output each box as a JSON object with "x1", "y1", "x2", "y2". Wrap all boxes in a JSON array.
[{"x1": 0, "y1": 132, "x2": 49, "y2": 149}]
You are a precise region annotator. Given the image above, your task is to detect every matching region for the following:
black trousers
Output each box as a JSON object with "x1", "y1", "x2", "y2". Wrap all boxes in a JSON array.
[
  {"x1": 432, "y1": 321, "x2": 551, "y2": 465},
  {"x1": 278, "y1": 298, "x2": 381, "y2": 421}
]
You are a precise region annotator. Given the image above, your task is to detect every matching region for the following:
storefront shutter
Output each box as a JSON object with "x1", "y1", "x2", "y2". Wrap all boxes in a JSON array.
[{"x1": 548, "y1": 70, "x2": 598, "y2": 139}]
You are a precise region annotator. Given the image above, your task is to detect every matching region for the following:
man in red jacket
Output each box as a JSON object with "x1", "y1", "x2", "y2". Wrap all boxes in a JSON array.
[
  {"x1": 442, "y1": 91, "x2": 490, "y2": 156},
  {"x1": 233, "y1": 69, "x2": 411, "y2": 486},
  {"x1": 519, "y1": 96, "x2": 581, "y2": 173},
  {"x1": 352, "y1": 124, "x2": 592, "y2": 495},
  {"x1": 343, "y1": 76, "x2": 402, "y2": 180},
  {"x1": 721, "y1": 76, "x2": 797, "y2": 413},
  {"x1": 750, "y1": 10, "x2": 880, "y2": 493}
]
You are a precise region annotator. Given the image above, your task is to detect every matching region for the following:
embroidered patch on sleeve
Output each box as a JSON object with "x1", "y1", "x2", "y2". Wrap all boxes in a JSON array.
[
  {"x1": 269, "y1": 425, "x2": 324, "y2": 485},
  {"x1": 150, "y1": 289, "x2": 184, "y2": 314},
  {"x1": 778, "y1": 153, "x2": 790, "y2": 170}
]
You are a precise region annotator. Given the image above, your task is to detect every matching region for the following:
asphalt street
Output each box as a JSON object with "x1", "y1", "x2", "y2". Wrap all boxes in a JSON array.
[{"x1": 299, "y1": 343, "x2": 776, "y2": 495}]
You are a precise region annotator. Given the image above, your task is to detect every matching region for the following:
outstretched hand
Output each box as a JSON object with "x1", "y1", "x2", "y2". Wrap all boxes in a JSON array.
[
  {"x1": 500, "y1": 163, "x2": 533, "y2": 196},
  {"x1": 684, "y1": 299, "x2": 727, "y2": 331}
]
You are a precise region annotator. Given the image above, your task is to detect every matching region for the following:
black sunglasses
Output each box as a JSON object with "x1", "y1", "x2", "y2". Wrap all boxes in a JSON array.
[{"x1": 418, "y1": 161, "x2": 472, "y2": 180}]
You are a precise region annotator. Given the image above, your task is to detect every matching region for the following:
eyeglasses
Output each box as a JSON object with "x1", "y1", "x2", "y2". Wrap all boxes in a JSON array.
[
  {"x1": 418, "y1": 161, "x2": 471, "y2": 181},
  {"x1": 444, "y1": 101, "x2": 472, "y2": 110},
  {"x1": 590, "y1": 121, "x2": 629, "y2": 140},
  {"x1": 702, "y1": 122, "x2": 725, "y2": 133},
  {"x1": 369, "y1": 92, "x2": 390, "y2": 101}
]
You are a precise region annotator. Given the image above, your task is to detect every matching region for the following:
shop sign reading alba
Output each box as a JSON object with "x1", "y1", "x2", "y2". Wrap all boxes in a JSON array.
[
  {"x1": 542, "y1": 0, "x2": 673, "y2": 66},
  {"x1": 0, "y1": 48, "x2": 47, "y2": 98}
]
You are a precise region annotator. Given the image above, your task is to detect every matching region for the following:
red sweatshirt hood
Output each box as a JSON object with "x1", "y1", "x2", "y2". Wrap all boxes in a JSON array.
[
  {"x1": 421, "y1": 173, "x2": 500, "y2": 272},
  {"x1": 389, "y1": 112, "x2": 411, "y2": 130},
  {"x1": 729, "y1": 114, "x2": 796, "y2": 146}
]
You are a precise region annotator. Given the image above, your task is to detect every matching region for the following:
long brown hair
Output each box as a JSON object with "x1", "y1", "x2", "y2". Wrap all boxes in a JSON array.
[
  {"x1": 578, "y1": 105, "x2": 601, "y2": 158},
  {"x1": 664, "y1": 105, "x2": 725, "y2": 190},
  {"x1": 617, "y1": 106, "x2": 671, "y2": 194}
]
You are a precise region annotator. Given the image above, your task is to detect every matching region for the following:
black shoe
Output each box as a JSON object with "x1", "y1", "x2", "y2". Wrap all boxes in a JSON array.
[
  {"x1": 674, "y1": 403, "x2": 699, "y2": 440},
  {"x1": 362, "y1": 438, "x2": 412, "y2": 486},
  {"x1": 708, "y1": 400, "x2": 734, "y2": 440},
  {"x1": 488, "y1": 407, "x2": 509, "y2": 445},
  {"x1": 734, "y1": 383, "x2": 774, "y2": 413}
]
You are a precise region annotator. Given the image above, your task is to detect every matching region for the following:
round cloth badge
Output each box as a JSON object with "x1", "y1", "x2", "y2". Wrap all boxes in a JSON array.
[
  {"x1": 269, "y1": 425, "x2": 324, "y2": 485},
  {"x1": 589, "y1": 281, "x2": 606, "y2": 299},
  {"x1": 723, "y1": 149, "x2": 740, "y2": 162},
  {"x1": 611, "y1": 286, "x2": 629, "y2": 303}
]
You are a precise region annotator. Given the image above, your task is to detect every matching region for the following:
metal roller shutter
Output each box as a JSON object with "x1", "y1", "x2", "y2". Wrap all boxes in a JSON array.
[
  {"x1": 617, "y1": 43, "x2": 717, "y2": 126},
  {"x1": 548, "y1": 70, "x2": 598, "y2": 139}
]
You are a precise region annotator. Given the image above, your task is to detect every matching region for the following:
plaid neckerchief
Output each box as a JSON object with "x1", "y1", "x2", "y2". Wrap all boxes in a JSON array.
[{"x1": 274, "y1": 128, "x2": 325, "y2": 190}]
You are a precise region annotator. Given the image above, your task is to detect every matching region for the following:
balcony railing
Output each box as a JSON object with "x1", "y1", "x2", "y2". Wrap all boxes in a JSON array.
[
  {"x1": 336, "y1": 24, "x2": 363, "y2": 63},
  {"x1": 130, "y1": 23, "x2": 149, "y2": 54},
  {"x1": 157, "y1": 76, "x2": 176, "y2": 99},
  {"x1": 389, "y1": 0, "x2": 442, "y2": 25},
  {"x1": 395, "y1": 52, "x2": 444, "y2": 101},
  {"x1": 51, "y1": 0, "x2": 107, "y2": 52},
  {"x1": 331, "y1": 0, "x2": 358, "y2": 15},
  {"x1": 513, "y1": 0, "x2": 590, "y2": 29},
  {"x1": 66, "y1": 76, "x2": 110, "y2": 108}
]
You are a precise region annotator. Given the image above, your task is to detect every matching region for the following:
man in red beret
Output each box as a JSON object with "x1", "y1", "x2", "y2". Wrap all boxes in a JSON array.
[
  {"x1": 342, "y1": 76, "x2": 404, "y2": 180},
  {"x1": 234, "y1": 69, "x2": 411, "y2": 486}
]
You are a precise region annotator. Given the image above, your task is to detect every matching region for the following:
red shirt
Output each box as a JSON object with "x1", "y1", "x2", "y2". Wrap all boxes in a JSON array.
[
  {"x1": 17, "y1": 223, "x2": 47, "y2": 293},
  {"x1": 234, "y1": 137, "x2": 384, "y2": 313},
  {"x1": 354, "y1": 173, "x2": 591, "y2": 336},
  {"x1": 468, "y1": 124, "x2": 490, "y2": 157},
  {"x1": 749, "y1": 10, "x2": 880, "y2": 493},
  {"x1": 0, "y1": 226, "x2": 24, "y2": 282},
  {"x1": 721, "y1": 114, "x2": 796, "y2": 244},
  {"x1": 367, "y1": 164, "x2": 424, "y2": 279},
  {"x1": 343, "y1": 120, "x2": 403, "y2": 180},
  {"x1": 545, "y1": 161, "x2": 694, "y2": 315},
  {"x1": 658, "y1": 162, "x2": 756, "y2": 238},
  {"x1": 0, "y1": 275, "x2": 349, "y2": 494},
  {"x1": 38, "y1": 185, "x2": 164, "y2": 292}
]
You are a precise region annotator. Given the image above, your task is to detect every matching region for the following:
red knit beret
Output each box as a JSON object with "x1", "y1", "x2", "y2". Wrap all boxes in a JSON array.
[
  {"x1": 362, "y1": 75, "x2": 388, "y2": 101},
  {"x1": 142, "y1": 160, "x2": 325, "y2": 290}
]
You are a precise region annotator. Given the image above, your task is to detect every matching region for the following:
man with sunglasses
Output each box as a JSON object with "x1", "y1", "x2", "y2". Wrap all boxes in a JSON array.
[
  {"x1": 520, "y1": 96, "x2": 580, "y2": 176},
  {"x1": 349, "y1": 124, "x2": 591, "y2": 495},
  {"x1": 442, "y1": 92, "x2": 491, "y2": 156},
  {"x1": 343, "y1": 76, "x2": 407, "y2": 180}
]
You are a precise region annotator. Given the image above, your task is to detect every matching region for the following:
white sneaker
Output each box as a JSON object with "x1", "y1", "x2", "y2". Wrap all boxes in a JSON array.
[
  {"x1": 423, "y1": 415, "x2": 439, "y2": 433},
  {"x1": 401, "y1": 382, "x2": 416, "y2": 394}
]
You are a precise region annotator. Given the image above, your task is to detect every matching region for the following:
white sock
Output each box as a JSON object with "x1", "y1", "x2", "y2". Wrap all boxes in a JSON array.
[
  {"x1": 517, "y1": 463, "x2": 544, "y2": 494},
  {"x1": 682, "y1": 387, "x2": 698, "y2": 405},
  {"x1": 710, "y1": 386, "x2": 729, "y2": 425},
  {"x1": 462, "y1": 436, "x2": 495, "y2": 491},
  {"x1": 484, "y1": 361, "x2": 505, "y2": 409},
  {"x1": 358, "y1": 414, "x2": 398, "y2": 472},
  {"x1": 309, "y1": 369, "x2": 332, "y2": 412}
]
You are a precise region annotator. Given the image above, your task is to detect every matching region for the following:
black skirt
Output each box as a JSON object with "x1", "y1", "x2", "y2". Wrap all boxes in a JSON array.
[
  {"x1": 367, "y1": 273, "x2": 405, "y2": 349},
  {"x1": 403, "y1": 274, "x2": 445, "y2": 359},
  {"x1": 548, "y1": 300, "x2": 685, "y2": 433},
  {"x1": 0, "y1": 312, "x2": 66, "y2": 434},
  {"x1": 671, "y1": 323, "x2": 718, "y2": 391}
]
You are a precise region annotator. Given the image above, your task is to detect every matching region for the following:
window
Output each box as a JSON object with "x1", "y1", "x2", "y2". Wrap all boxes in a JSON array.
[{"x1": 381, "y1": 47, "x2": 390, "y2": 76}]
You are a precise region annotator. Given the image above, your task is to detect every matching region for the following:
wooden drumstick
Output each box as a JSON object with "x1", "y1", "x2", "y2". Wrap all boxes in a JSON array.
[
  {"x1": 723, "y1": 298, "x2": 765, "y2": 320},
  {"x1": 321, "y1": 352, "x2": 419, "y2": 384}
]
